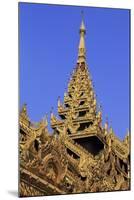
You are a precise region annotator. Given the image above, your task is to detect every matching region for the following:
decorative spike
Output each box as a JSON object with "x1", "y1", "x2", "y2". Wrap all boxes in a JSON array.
[
  {"x1": 58, "y1": 96, "x2": 61, "y2": 107},
  {"x1": 20, "y1": 103, "x2": 27, "y2": 115},
  {"x1": 42, "y1": 115, "x2": 48, "y2": 127},
  {"x1": 104, "y1": 122, "x2": 108, "y2": 131},
  {"x1": 124, "y1": 129, "x2": 130, "y2": 145},
  {"x1": 20, "y1": 103, "x2": 30, "y2": 124},
  {"x1": 109, "y1": 127, "x2": 114, "y2": 137},
  {"x1": 77, "y1": 17, "x2": 86, "y2": 64},
  {"x1": 126, "y1": 129, "x2": 129, "y2": 137},
  {"x1": 50, "y1": 107, "x2": 54, "y2": 119},
  {"x1": 105, "y1": 116, "x2": 109, "y2": 130}
]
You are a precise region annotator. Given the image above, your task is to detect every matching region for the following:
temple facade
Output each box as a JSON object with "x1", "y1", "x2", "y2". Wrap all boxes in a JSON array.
[{"x1": 19, "y1": 19, "x2": 130, "y2": 197}]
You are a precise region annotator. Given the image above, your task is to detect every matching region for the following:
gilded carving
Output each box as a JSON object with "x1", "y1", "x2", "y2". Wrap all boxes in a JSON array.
[{"x1": 19, "y1": 18, "x2": 130, "y2": 197}]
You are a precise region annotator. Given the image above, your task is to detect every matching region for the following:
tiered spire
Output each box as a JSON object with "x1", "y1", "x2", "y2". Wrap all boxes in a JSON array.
[{"x1": 51, "y1": 18, "x2": 102, "y2": 136}]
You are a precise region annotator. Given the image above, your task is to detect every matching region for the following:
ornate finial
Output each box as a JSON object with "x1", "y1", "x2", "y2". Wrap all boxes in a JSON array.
[
  {"x1": 42, "y1": 115, "x2": 48, "y2": 127},
  {"x1": 104, "y1": 116, "x2": 108, "y2": 130},
  {"x1": 20, "y1": 103, "x2": 29, "y2": 120},
  {"x1": 21, "y1": 103, "x2": 27, "y2": 113},
  {"x1": 80, "y1": 11, "x2": 85, "y2": 33},
  {"x1": 77, "y1": 12, "x2": 86, "y2": 64},
  {"x1": 58, "y1": 96, "x2": 61, "y2": 107},
  {"x1": 50, "y1": 107, "x2": 54, "y2": 118},
  {"x1": 98, "y1": 104, "x2": 103, "y2": 114},
  {"x1": 124, "y1": 129, "x2": 130, "y2": 145},
  {"x1": 97, "y1": 111, "x2": 102, "y2": 125},
  {"x1": 20, "y1": 103, "x2": 30, "y2": 126},
  {"x1": 127, "y1": 128, "x2": 129, "y2": 136},
  {"x1": 64, "y1": 92, "x2": 67, "y2": 97},
  {"x1": 109, "y1": 127, "x2": 114, "y2": 137}
]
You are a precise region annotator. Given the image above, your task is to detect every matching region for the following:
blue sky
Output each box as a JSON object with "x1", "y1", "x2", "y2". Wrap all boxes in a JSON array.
[{"x1": 19, "y1": 3, "x2": 130, "y2": 140}]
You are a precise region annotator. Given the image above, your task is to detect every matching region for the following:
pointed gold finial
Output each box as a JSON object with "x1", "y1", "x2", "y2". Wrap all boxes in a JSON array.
[
  {"x1": 20, "y1": 103, "x2": 30, "y2": 126},
  {"x1": 124, "y1": 129, "x2": 130, "y2": 145},
  {"x1": 20, "y1": 103, "x2": 29, "y2": 119},
  {"x1": 80, "y1": 11, "x2": 86, "y2": 33},
  {"x1": 58, "y1": 96, "x2": 61, "y2": 107},
  {"x1": 21, "y1": 103, "x2": 27, "y2": 113},
  {"x1": 78, "y1": 11, "x2": 86, "y2": 64},
  {"x1": 104, "y1": 116, "x2": 108, "y2": 131},
  {"x1": 42, "y1": 115, "x2": 48, "y2": 127},
  {"x1": 50, "y1": 107, "x2": 54, "y2": 118}
]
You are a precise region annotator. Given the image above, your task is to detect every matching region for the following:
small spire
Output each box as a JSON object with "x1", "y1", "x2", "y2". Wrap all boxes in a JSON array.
[
  {"x1": 80, "y1": 20, "x2": 85, "y2": 32},
  {"x1": 20, "y1": 103, "x2": 29, "y2": 119},
  {"x1": 105, "y1": 116, "x2": 109, "y2": 130},
  {"x1": 21, "y1": 103, "x2": 27, "y2": 113},
  {"x1": 50, "y1": 107, "x2": 53, "y2": 117},
  {"x1": 77, "y1": 12, "x2": 86, "y2": 64},
  {"x1": 20, "y1": 103, "x2": 30, "y2": 125},
  {"x1": 80, "y1": 11, "x2": 86, "y2": 33},
  {"x1": 58, "y1": 96, "x2": 61, "y2": 107},
  {"x1": 124, "y1": 129, "x2": 129, "y2": 144},
  {"x1": 42, "y1": 115, "x2": 48, "y2": 127}
]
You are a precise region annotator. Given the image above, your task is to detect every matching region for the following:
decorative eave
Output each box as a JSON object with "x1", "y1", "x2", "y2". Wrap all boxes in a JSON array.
[
  {"x1": 50, "y1": 112, "x2": 64, "y2": 128},
  {"x1": 20, "y1": 167, "x2": 66, "y2": 195}
]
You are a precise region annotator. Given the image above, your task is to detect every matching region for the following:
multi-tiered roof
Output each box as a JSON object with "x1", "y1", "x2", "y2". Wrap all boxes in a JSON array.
[
  {"x1": 51, "y1": 19, "x2": 101, "y2": 138},
  {"x1": 19, "y1": 18, "x2": 130, "y2": 197}
]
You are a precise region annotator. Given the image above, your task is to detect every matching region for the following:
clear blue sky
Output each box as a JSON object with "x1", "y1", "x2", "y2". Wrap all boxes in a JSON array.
[{"x1": 19, "y1": 3, "x2": 130, "y2": 140}]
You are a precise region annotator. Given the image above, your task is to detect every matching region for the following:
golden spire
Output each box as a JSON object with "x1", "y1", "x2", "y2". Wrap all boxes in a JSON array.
[
  {"x1": 51, "y1": 14, "x2": 98, "y2": 135},
  {"x1": 78, "y1": 13, "x2": 86, "y2": 64}
]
